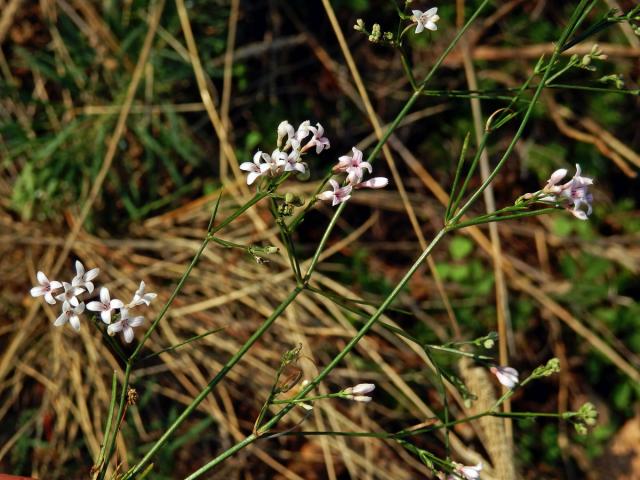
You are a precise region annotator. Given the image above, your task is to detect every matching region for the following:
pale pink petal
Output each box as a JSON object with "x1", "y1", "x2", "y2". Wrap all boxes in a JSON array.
[
  {"x1": 100, "y1": 310, "x2": 112, "y2": 325},
  {"x1": 123, "y1": 326, "x2": 134, "y2": 343},
  {"x1": 37, "y1": 271, "x2": 48, "y2": 285},
  {"x1": 317, "y1": 191, "x2": 335, "y2": 202},
  {"x1": 30, "y1": 286, "x2": 47, "y2": 297},
  {"x1": 69, "y1": 315, "x2": 81, "y2": 331},
  {"x1": 548, "y1": 168, "x2": 568, "y2": 185},
  {"x1": 110, "y1": 299, "x2": 124, "y2": 309},
  {"x1": 86, "y1": 301, "x2": 104, "y2": 312},
  {"x1": 108, "y1": 322, "x2": 123, "y2": 335},
  {"x1": 129, "y1": 316, "x2": 144, "y2": 328},
  {"x1": 246, "y1": 171, "x2": 261, "y2": 185},
  {"x1": 44, "y1": 292, "x2": 56, "y2": 305},
  {"x1": 84, "y1": 268, "x2": 100, "y2": 282},
  {"x1": 54, "y1": 312, "x2": 68, "y2": 327}
]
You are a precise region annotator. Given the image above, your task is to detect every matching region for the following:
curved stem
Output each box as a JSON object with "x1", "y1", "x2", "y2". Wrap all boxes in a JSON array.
[
  {"x1": 124, "y1": 287, "x2": 303, "y2": 479},
  {"x1": 189, "y1": 229, "x2": 448, "y2": 477}
]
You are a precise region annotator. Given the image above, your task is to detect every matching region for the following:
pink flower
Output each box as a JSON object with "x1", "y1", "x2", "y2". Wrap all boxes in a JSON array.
[
  {"x1": 541, "y1": 164, "x2": 593, "y2": 220},
  {"x1": 333, "y1": 147, "x2": 372, "y2": 184},
  {"x1": 87, "y1": 287, "x2": 124, "y2": 324},
  {"x1": 303, "y1": 123, "x2": 330, "y2": 154},
  {"x1": 317, "y1": 179, "x2": 353, "y2": 206},
  {"x1": 490, "y1": 366, "x2": 519, "y2": 389},
  {"x1": 30, "y1": 271, "x2": 62, "y2": 305}
]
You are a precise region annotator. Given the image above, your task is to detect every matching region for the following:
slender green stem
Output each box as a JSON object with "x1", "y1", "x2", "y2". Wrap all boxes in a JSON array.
[
  {"x1": 444, "y1": 132, "x2": 471, "y2": 222},
  {"x1": 101, "y1": 192, "x2": 267, "y2": 478},
  {"x1": 272, "y1": 392, "x2": 344, "y2": 404},
  {"x1": 141, "y1": 326, "x2": 227, "y2": 360},
  {"x1": 92, "y1": 371, "x2": 118, "y2": 478},
  {"x1": 190, "y1": 229, "x2": 448, "y2": 477},
  {"x1": 270, "y1": 198, "x2": 303, "y2": 282},
  {"x1": 302, "y1": 201, "x2": 347, "y2": 282},
  {"x1": 424, "y1": 348, "x2": 450, "y2": 456},
  {"x1": 124, "y1": 287, "x2": 303, "y2": 479},
  {"x1": 447, "y1": 66, "x2": 538, "y2": 222},
  {"x1": 448, "y1": 208, "x2": 558, "y2": 230},
  {"x1": 288, "y1": 171, "x2": 332, "y2": 232},
  {"x1": 273, "y1": 410, "x2": 573, "y2": 440},
  {"x1": 450, "y1": 0, "x2": 593, "y2": 224},
  {"x1": 98, "y1": 363, "x2": 132, "y2": 480},
  {"x1": 399, "y1": 48, "x2": 418, "y2": 91},
  {"x1": 448, "y1": 131, "x2": 491, "y2": 218}
]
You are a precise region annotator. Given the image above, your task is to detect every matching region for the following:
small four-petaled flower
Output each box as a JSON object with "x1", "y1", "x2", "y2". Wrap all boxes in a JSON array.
[
  {"x1": 87, "y1": 287, "x2": 124, "y2": 324},
  {"x1": 333, "y1": 147, "x2": 372, "y2": 185},
  {"x1": 54, "y1": 302, "x2": 85, "y2": 331},
  {"x1": 412, "y1": 7, "x2": 440, "y2": 33},
  {"x1": 317, "y1": 179, "x2": 353, "y2": 206},
  {"x1": 55, "y1": 281, "x2": 85, "y2": 307},
  {"x1": 128, "y1": 281, "x2": 158, "y2": 308},
  {"x1": 108, "y1": 308, "x2": 145, "y2": 343},
  {"x1": 30, "y1": 271, "x2": 62, "y2": 305},
  {"x1": 72, "y1": 260, "x2": 100, "y2": 294}
]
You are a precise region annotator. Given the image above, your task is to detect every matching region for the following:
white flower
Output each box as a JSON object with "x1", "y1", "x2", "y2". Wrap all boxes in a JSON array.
[
  {"x1": 283, "y1": 149, "x2": 307, "y2": 174},
  {"x1": 333, "y1": 147, "x2": 372, "y2": 185},
  {"x1": 107, "y1": 308, "x2": 144, "y2": 343},
  {"x1": 277, "y1": 120, "x2": 295, "y2": 148},
  {"x1": 294, "y1": 120, "x2": 312, "y2": 142},
  {"x1": 55, "y1": 281, "x2": 85, "y2": 307},
  {"x1": 87, "y1": 287, "x2": 124, "y2": 324},
  {"x1": 303, "y1": 123, "x2": 330, "y2": 154},
  {"x1": 240, "y1": 151, "x2": 269, "y2": 185},
  {"x1": 128, "y1": 281, "x2": 157, "y2": 308},
  {"x1": 412, "y1": 7, "x2": 440, "y2": 33},
  {"x1": 344, "y1": 383, "x2": 375, "y2": 402},
  {"x1": 490, "y1": 366, "x2": 519, "y2": 389},
  {"x1": 261, "y1": 150, "x2": 287, "y2": 177},
  {"x1": 452, "y1": 462, "x2": 482, "y2": 480},
  {"x1": 353, "y1": 177, "x2": 389, "y2": 190},
  {"x1": 317, "y1": 179, "x2": 353, "y2": 206},
  {"x1": 54, "y1": 301, "x2": 85, "y2": 331},
  {"x1": 30, "y1": 271, "x2": 62, "y2": 305},
  {"x1": 71, "y1": 260, "x2": 100, "y2": 294}
]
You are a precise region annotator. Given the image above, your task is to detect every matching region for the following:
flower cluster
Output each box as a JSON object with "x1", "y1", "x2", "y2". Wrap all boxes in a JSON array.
[
  {"x1": 522, "y1": 164, "x2": 594, "y2": 220},
  {"x1": 240, "y1": 120, "x2": 330, "y2": 186},
  {"x1": 317, "y1": 147, "x2": 389, "y2": 206},
  {"x1": 30, "y1": 261, "x2": 156, "y2": 343}
]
